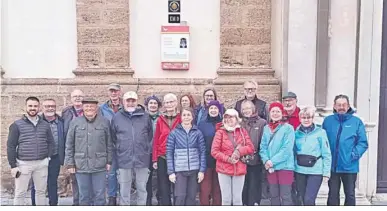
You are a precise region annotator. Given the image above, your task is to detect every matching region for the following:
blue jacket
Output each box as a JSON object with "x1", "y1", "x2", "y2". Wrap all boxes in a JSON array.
[
  {"x1": 294, "y1": 125, "x2": 332, "y2": 177},
  {"x1": 194, "y1": 103, "x2": 225, "y2": 125},
  {"x1": 41, "y1": 114, "x2": 66, "y2": 165},
  {"x1": 197, "y1": 115, "x2": 222, "y2": 168},
  {"x1": 166, "y1": 124, "x2": 206, "y2": 175},
  {"x1": 322, "y1": 108, "x2": 368, "y2": 173},
  {"x1": 259, "y1": 123, "x2": 295, "y2": 171},
  {"x1": 99, "y1": 100, "x2": 123, "y2": 122}
]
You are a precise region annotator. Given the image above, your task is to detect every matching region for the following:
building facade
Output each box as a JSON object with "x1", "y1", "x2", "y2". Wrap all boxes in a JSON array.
[{"x1": 0, "y1": 0, "x2": 385, "y2": 203}]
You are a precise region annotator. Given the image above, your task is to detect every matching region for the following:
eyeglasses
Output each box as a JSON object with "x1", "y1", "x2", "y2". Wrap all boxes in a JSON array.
[
  {"x1": 44, "y1": 105, "x2": 56, "y2": 108},
  {"x1": 72, "y1": 95, "x2": 83, "y2": 98},
  {"x1": 300, "y1": 116, "x2": 313, "y2": 120},
  {"x1": 244, "y1": 88, "x2": 256, "y2": 92},
  {"x1": 204, "y1": 95, "x2": 214, "y2": 98}
]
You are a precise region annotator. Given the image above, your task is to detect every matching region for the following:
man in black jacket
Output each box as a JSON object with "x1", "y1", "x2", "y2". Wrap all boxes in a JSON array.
[
  {"x1": 235, "y1": 80, "x2": 268, "y2": 121},
  {"x1": 30, "y1": 99, "x2": 66, "y2": 206},
  {"x1": 7, "y1": 96, "x2": 54, "y2": 205}
]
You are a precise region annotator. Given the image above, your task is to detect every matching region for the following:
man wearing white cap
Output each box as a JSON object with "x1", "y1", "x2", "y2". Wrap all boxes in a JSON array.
[{"x1": 111, "y1": 91, "x2": 153, "y2": 205}]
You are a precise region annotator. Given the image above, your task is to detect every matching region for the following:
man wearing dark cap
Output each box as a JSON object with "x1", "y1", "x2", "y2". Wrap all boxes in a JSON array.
[
  {"x1": 65, "y1": 98, "x2": 113, "y2": 206},
  {"x1": 282, "y1": 91, "x2": 301, "y2": 206},
  {"x1": 100, "y1": 83, "x2": 123, "y2": 205},
  {"x1": 282, "y1": 92, "x2": 301, "y2": 130}
]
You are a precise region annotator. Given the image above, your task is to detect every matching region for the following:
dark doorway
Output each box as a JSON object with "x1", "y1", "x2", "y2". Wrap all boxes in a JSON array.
[{"x1": 377, "y1": 0, "x2": 387, "y2": 193}]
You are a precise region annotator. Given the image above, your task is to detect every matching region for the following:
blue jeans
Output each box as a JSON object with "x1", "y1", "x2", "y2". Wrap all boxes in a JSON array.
[
  {"x1": 31, "y1": 155, "x2": 61, "y2": 206},
  {"x1": 107, "y1": 155, "x2": 118, "y2": 197},
  {"x1": 295, "y1": 173, "x2": 323, "y2": 205},
  {"x1": 76, "y1": 171, "x2": 106, "y2": 206}
]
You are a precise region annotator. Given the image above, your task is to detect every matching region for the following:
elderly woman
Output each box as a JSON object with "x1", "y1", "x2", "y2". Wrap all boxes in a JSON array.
[
  {"x1": 211, "y1": 109, "x2": 254, "y2": 206},
  {"x1": 259, "y1": 102, "x2": 295, "y2": 206},
  {"x1": 294, "y1": 107, "x2": 331, "y2": 206},
  {"x1": 180, "y1": 93, "x2": 196, "y2": 110},
  {"x1": 197, "y1": 100, "x2": 223, "y2": 206},
  {"x1": 152, "y1": 93, "x2": 181, "y2": 206},
  {"x1": 240, "y1": 100, "x2": 267, "y2": 206},
  {"x1": 166, "y1": 107, "x2": 206, "y2": 205}
]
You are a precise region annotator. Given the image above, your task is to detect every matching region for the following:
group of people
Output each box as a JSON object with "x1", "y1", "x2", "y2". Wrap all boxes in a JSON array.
[{"x1": 6, "y1": 80, "x2": 369, "y2": 206}]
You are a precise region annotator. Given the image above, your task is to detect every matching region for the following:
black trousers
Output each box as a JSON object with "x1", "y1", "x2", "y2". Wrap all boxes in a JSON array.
[
  {"x1": 327, "y1": 173, "x2": 357, "y2": 206},
  {"x1": 157, "y1": 157, "x2": 172, "y2": 205},
  {"x1": 295, "y1": 173, "x2": 323, "y2": 206},
  {"x1": 242, "y1": 164, "x2": 263, "y2": 205},
  {"x1": 147, "y1": 154, "x2": 160, "y2": 205},
  {"x1": 174, "y1": 170, "x2": 199, "y2": 206}
]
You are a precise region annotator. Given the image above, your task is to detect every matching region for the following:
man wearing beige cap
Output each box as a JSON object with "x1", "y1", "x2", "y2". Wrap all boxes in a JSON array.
[
  {"x1": 65, "y1": 98, "x2": 113, "y2": 206},
  {"x1": 111, "y1": 91, "x2": 153, "y2": 205},
  {"x1": 100, "y1": 83, "x2": 123, "y2": 205}
]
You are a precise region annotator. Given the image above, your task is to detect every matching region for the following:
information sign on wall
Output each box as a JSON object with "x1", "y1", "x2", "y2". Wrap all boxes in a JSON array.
[{"x1": 160, "y1": 26, "x2": 190, "y2": 70}]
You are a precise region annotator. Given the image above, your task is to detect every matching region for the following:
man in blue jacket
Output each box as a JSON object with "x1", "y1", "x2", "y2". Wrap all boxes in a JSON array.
[
  {"x1": 100, "y1": 83, "x2": 123, "y2": 205},
  {"x1": 322, "y1": 94, "x2": 368, "y2": 206}
]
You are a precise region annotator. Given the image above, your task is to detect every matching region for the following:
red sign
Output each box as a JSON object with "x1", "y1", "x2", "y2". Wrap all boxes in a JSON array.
[{"x1": 161, "y1": 26, "x2": 190, "y2": 71}]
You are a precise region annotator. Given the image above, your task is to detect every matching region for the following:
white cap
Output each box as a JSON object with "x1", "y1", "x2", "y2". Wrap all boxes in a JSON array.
[
  {"x1": 223, "y1": 108, "x2": 239, "y2": 118},
  {"x1": 123, "y1": 91, "x2": 138, "y2": 100}
]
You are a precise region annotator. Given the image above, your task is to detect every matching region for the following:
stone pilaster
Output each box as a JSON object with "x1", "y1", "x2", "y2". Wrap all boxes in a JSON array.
[{"x1": 75, "y1": 0, "x2": 133, "y2": 77}]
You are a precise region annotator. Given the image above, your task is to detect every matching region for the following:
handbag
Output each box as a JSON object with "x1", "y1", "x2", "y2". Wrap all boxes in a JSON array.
[
  {"x1": 296, "y1": 154, "x2": 322, "y2": 167},
  {"x1": 239, "y1": 131, "x2": 261, "y2": 165}
]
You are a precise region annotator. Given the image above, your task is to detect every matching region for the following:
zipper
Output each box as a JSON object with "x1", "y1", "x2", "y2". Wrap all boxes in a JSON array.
[
  {"x1": 186, "y1": 129, "x2": 191, "y2": 170},
  {"x1": 334, "y1": 121, "x2": 343, "y2": 172},
  {"x1": 131, "y1": 121, "x2": 135, "y2": 163},
  {"x1": 233, "y1": 131, "x2": 236, "y2": 176}
]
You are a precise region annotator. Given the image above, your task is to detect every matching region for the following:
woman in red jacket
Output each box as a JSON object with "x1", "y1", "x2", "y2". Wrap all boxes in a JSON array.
[
  {"x1": 152, "y1": 93, "x2": 181, "y2": 206},
  {"x1": 211, "y1": 108, "x2": 254, "y2": 205}
]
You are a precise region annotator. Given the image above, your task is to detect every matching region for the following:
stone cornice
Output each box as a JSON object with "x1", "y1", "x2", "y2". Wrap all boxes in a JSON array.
[{"x1": 72, "y1": 68, "x2": 134, "y2": 76}]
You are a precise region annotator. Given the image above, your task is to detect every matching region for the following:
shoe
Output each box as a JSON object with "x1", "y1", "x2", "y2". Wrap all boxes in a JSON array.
[{"x1": 108, "y1": 197, "x2": 117, "y2": 206}]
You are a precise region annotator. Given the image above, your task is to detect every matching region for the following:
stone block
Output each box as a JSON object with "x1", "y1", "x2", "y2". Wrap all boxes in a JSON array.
[
  {"x1": 104, "y1": 47, "x2": 129, "y2": 68},
  {"x1": 220, "y1": 47, "x2": 246, "y2": 67},
  {"x1": 221, "y1": 0, "x2": 271, "y2": 8},
  {"x1": 246, "y1": 6, "x2": 271, "y2": 28},
  {"x1": 106, "y1": 0, "x2": 128, "y2": 7},
  {"x1": 103, "y1": 8, "x2": 129, "y2": 25},
  {"x1": 77, "y1": 8, "x2": 102, "y2": 25},
  {"x1": 76, "y1": 0, "x2": 104, "y2": 7},
  {"x1": 246, "y1": 44, "x2": 271, "y2": 66},
  {"x1": 221, "y1": 27, "x2": 270, "y2": 46},
  {"x1": 220, "y1": 5, "x2": 244, "y2": 27},
  {"x1": 78, "y1": 48, "x2": 102, "y2": 67},
  {"x1": 1, "y1": 96, "x2": 10, "y2": 114},
  {"x1": 77, "y1": 28, "x2": 129, "y2": 46}
]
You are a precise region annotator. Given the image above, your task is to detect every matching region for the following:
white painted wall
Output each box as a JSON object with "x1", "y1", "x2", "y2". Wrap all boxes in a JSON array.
[
  {"x1": 1, "y1": 0, "x2": 77, "y2": 78},
  {"x1": 287, "y1": 0, "x2": 318, "y2": 107},
  {"x1": 130, "y1": 0, "x2": 220, "y2": 78}
]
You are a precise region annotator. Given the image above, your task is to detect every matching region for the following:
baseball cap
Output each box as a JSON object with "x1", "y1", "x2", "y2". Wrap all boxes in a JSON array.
[
  {"x1": 123, "y1": 91, "x2": 138, "y2": 100},
  {"x1": 282, "y1": 91, "x2": 297, "y2": 99},
  {"x1": 108, "y1": 83, "x2": 121, "y2": 91}
]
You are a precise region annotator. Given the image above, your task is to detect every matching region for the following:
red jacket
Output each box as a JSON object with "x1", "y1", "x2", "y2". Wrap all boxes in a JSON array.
[
  {"x1": 284, "y1": 107, "x2": 301, "y2": 130},
  {"x1": 211, "y1": 126, "x2": 254, "y2": 176},
  {"x1": 152, "y1": 114, "x2": 181, "y2": 162}
]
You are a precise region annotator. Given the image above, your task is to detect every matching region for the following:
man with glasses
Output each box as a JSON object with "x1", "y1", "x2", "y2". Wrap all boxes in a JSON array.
[
  {"x1": 31, "y1": 99, "x2": 66, "y2": 206},
  {"x1": 235, "y1": 80, "x2": 268, "y2": 121},
  {"x1": 62, "y1": 89, "x2": 84, "y2": 205},
  {"x1": 323, "y1": 94, "x2": 368, "y2": 206}
]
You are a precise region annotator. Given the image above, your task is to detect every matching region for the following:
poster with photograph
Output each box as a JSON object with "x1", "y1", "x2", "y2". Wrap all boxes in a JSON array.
[{"x1": 160, "y1": 26, "x2": 190, "y2": 70}]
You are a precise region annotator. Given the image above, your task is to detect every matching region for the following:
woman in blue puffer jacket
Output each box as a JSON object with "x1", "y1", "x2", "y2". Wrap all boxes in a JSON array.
[
  {"x1": 294, "y1": 106, "x2": 331, "y2": 206},
  {"x1": 166, "y1": 107, "x2": 207, "y2": 206}
]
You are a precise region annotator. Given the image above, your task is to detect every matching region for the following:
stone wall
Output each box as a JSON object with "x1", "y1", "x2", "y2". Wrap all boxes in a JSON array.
[
  {"x1": 220, "y1": 0, "x2": 271, "y2": 67},
  {"x1": 0, "y1": 0, "x2": 275, "y2": 197}
]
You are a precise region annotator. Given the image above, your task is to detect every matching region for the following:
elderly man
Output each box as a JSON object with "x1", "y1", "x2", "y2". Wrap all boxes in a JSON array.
[
  {"x1": 323, "y1": 94, "x2": 368, "y2": 206},
  {"x1": 235, "y1": 80, "x2": 268, "y2": 121},
  {"x1": 100, "y1": 83, "x2": 123, "y2": 205},
  {"x1": 282, "y1": 92, "x2": 301, "y2": 130},
  {"x1": 62, "y1": 89, "x2": 84, "y2": 205},
  {"x1": 7, "y1": 96, "x2": 54, "y2": 205},
  {"x1": 65, "y1": 98, "x2": 113, "y2": 206},
  {"x1": 152, "y1": 93, "x2": 182, "y2": 205},
  {"x1": 31, "y1": 99, "x2": 66, "y2": 206},
  {"x1": 111, "y1": 91, "x2": 153, "y2": 206}
]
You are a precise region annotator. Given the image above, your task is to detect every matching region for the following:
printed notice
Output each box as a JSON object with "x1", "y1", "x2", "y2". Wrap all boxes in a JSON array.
[{"x1": 160, "y1": 26, "x2": 190, "y2": 70}]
